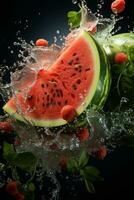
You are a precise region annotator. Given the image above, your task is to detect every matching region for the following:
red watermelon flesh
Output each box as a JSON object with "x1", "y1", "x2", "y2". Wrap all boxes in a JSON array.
[{"x1": 3, "y1": 31, "x2": 101, "y2": 127}]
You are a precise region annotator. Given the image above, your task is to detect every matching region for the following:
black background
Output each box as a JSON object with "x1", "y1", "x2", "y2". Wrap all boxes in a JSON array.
[{"x1": 0, "y1": 0, "x2": 134, "y2": 199}]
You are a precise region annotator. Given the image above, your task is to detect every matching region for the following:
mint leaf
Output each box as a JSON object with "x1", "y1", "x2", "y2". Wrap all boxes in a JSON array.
[
  {"x1": 12, "y1": 152, "x2": 38, "y2": 172},
  {"x1": 3, "y1": 142, "x2": 17, "y2": 162},
  {"x1": 67, "y1": 10, "x2": 81, "y2": 29},
  {"x1": 67, "y1": 159, "x2": 78, "y2": 172},
  {"x1": 84, "y1": 179, "x2": 95, "y2": 193},
  {"x1": 79, "y1": 150, "x2": 89, "y2": 168},
  {"x1": 82, "y1": 166, "x2": 104, "y2": 182}
]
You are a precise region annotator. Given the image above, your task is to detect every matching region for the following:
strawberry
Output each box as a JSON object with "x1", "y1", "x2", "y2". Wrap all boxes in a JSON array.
[
  {"x1": 6, "y1": 181, "x2": 18, "y2": 196},
  {"x1": 96, "y1": 146, "x2": 107, "y2": 160},
  {"x1": 76, "y1": 128, "x2": 90, "y2": 141},
  {"x1": 61, "y1": 105, "x2": 77, "y2": 121},
  {"x1": 114, "y1": 52, "x2": 128, "y2": 64},
  {"x1": 111, "y1": 0, "x2": 125, "y2": 14},
  {"x1": 35, "y1": 38, "x2": 48, "y2": 47},
  {"x1": 0, "y1": 121, "x2": 13, "y2": 133}
]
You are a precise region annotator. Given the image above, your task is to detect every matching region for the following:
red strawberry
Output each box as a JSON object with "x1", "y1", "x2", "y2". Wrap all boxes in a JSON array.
[
  {"x1": 114, "y1": 52, "x2": 128, "y2": 64},
  {"x1": 96, "y1": 146, "x2": 107, "y2": 160},
  {"x1": 35, "y1": 38, "x2": 48, "y2": 47},
  {"x1": 14, "y1": 192, "x2": 25, "y2": 200},
  {"x1": 111, "y1": 0, "x2": 125, "y2": 14},
  {"x1": 61, "y1": 105, "x2": 77, "y2": 122},
  {"x1": 76, "y1": 128, "x2": 90, "y2": 142},
  {"x1": 0, "y1": 121, "x2": 13, "y2": 133},
  {"x1": 6, "y1": 181, "x2": 18, "y2": 196}
]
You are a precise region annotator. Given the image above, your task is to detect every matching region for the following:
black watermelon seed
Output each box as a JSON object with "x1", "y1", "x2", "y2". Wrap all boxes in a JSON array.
[
  {"x1": 75, "y1": 68, "x2": 78, "y2": 71},
  {"x1": 68, "y1": 60, "x2": 73, "y2": 65},
  {"x1": 71, "y1": 73, "x2": 76, "y2": 77},
  {"x1": 54, "y1": 84, "x2": 57, "y2": 87},
  {"x1": 65, "y1": 100, "x2": 68, "y2": 105},
  {"x1": 85, "y1": 68, "x2": 90, "y2": 71},
  {"x1": 41, "y1": 84, "x2": 45, "y2": 88},
  {"x1": 71, "y1": 93, "x2": 75, "y2": 98},
  {"x1": 61, "y1": 60, "x2": 64, "y2": 64},
  {"x1": 79, "y1": 69, "x2": 82, "y2": 73},
  {"x1": 27, "y1": 95, "x2": 33, "y2": 100},
  {"x1": 58, "y1": 102, "x2": 61, "y2": 106},
  {"x1": 75, "y1": 57, "x2": 79, "y2": 61},
  {"x1": 72, "y1": 84, "x2": 77, "y2": 90},
  {"x1": 73, "y1": 53, "x2": 77, "y2": 56},
  {"x1": 42, "y1": 103, "x2": 45, "y2": 107},
  {"x1": 44, "y1": 92, "x2": 47, "y2": 95},
  {"x1": 76, "y1": 79, "x2": 81, "y2": 84}
]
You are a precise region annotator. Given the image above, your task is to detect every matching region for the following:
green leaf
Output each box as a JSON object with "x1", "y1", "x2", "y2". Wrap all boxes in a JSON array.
[
  {"x1": 81, "y1": 166, "x2": 103, "y2": 182},
  {"x1": 67, "y1": 159, "x2": 78, "y2": 172},
  {"x1": 79, "y1": 150, "x2": 89, "y2": 168},
  {"x1": 3, "y1": 142, "x2": 17, "y2": 162},
  {"x1": 67, "y1": 10, "x2": 81, "y2": 29},
  {"x1": 84, "y1": 179, "x2": 95, "y2": 193},
  {"x1": 12, "y1": 152, "x2": 38, "y2": 172}
]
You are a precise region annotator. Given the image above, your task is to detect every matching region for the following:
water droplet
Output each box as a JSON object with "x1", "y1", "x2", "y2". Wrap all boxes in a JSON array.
[
  {"x1": 72, "y1": 0, "x2": 77, "y2": 4},
  {"x1": 56, "y1": 30, "x2": 60, "y2": 34}
]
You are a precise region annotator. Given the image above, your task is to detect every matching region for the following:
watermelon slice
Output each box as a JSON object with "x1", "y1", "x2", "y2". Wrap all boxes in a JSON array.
[{"x1": 3, "y1": 31, "x2": 111, "y2": 127}]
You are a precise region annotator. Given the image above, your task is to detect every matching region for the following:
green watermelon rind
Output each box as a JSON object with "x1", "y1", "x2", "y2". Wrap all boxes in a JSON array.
[
  {"x1": 3, "y1": 31, "x2": 110, "y2": 127},
  {"x1": 90, "y1": 36, "x2": 111, "y2": 109}
]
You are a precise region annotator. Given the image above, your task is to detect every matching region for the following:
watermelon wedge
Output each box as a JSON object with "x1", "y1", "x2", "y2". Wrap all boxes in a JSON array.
[{"x1": 3, "y1": 31, "x2": 111, "y2": 127}]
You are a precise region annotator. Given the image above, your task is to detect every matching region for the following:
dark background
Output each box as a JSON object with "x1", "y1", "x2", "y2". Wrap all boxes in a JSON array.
[{"x1": 0, "y1": 0, "x2": 134, "y2": 199}]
